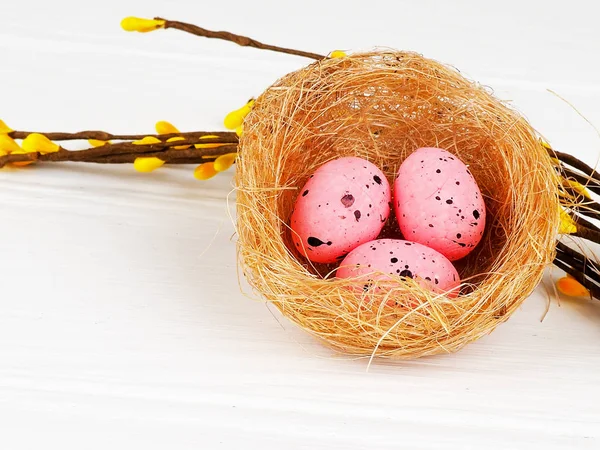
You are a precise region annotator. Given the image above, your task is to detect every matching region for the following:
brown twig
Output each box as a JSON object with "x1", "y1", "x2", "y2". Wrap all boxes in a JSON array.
[
  {"x1": 553, "y1": 257, "x2": 600, "y2": 299},
  {"x1": 573, "y1": 222, "x2": 600, "y2": 244},
  {"x1": 157, "y1": 17, "x2": 326, "y2": 61},
  {"x1": 559, "y1": 167, "x2": 600, "y2": 195},
  {"x1": 555, "y1": 242, "x2": 600, "y2": 278},
  {"x1": 82, "y1": 145, "x2": 238, "y2": 164},
  {"x1": 551, "y1": 149, "x2": 600, "y2": 183},
  {"x1": 561, "y1": 188, "x2": 600, "y2": 222},
  {"x1": 9, "y1": 130, "x2": 238, "y2": 142},
  {"x1": 0, "y1": 136, "x2": 238, "y2": 167},
  {"x1": 572, "y1": 212, "x2": 600, "y2": 233},
  {"x1": 554, "y1": 242, "x2": 600, "y2": 300}
]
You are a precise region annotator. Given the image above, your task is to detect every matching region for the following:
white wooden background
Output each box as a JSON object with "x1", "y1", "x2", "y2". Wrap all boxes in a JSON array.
[{"x1": 1, "y1": 1, "x2": 599, "y2": 448}]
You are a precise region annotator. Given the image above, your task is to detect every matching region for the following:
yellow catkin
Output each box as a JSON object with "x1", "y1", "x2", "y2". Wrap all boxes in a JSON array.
[
  {"x1": 235, "y1": 125, "x2": 243, "y2": 137},
  {"x1": 167, "y1": 136, "x2": 190, "y2": 150},
  {"x1": 0, "y1": 119, "x2": 13, "y2": 134},
  {"x1": 563, "y1": 179, "x2": 591, "y2": 199},
  {"x1": 21, "y1": 133, "x2": 59, "y2": 154},
  {"x1": 88, "y1": 139, "x2": 109, "y2": 147},
  {"x1": 0, "y1": 134, "x2": 22, "y2": 154},
  {"x1": 223, "y1": 100, "x2": 255, "y2": 130},
  {"x1": 558, "y1": 208, "x2": 577, "y2": 234},
  {"x1": 133, "y1": 136, "x2": 162, "y2": 145},
  {"x1": 120, "y1": 17, "x2": 165, "y2": 33},
  {"x1": 556, "y1": 276, "x2": 590, "y2": 297},
  {"x1": 134, "y1": 157, "x2": 164, "y2": 173},
  {"x1": 155, "y1": 121, "x2": 179, "y2": 135},
  {"x1": 195, "y1": 135, "x2": 225, "y2": 149},
  {"x1": 330, "y1": 50, "x2": 347, "y2": 58},
  {"x1": 214, "y1": 153, "x2": 237, "y2": 172},
  {"x1": 194, "y1": 162, "x2": 218, "y2": 180}
]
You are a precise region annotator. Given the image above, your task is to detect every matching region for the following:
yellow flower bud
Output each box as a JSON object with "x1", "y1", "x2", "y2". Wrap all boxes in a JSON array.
[
  {"x1": 88, "y1": 139, "x2": 109, "y2": 147},
  {"x1": 235, "y1": 125, "x2": 243, "y2": 137},
  {"x1": 556, "y1": 275, "x2": 589, "y2": 298},
  {"x1": 223, "y1": 99, "x2": 255, "y2": 130},
  {"x1": 155, "y1": 120, "x2": 180, "y2": 135},
  {"x1": 194, "y1": 162, "x2": 218, "y2": 180},
  {"x1": 0, "y1": 134, "x2": 22, "y2": 154},
  {"x1": 195, "y1": 135, "x2": 226, "y2": 149},
  {"x1": 121, "y1": 17, "x2": 166, "y2": 33},
  {"x1": 214, "y1": 153, "x2": 237, "y2": 172},
  {"x1": 167, "y1": 136, "x2": 190, "y2": 150},
  {"x1": 134, "y1": 157, "x2": 164, "y2": 173},
  {"x1": 330, "y1": 50, "x2": 347, "y2": 58},
  {"x1": 540, "y1": 140, "x2": 552, "y2": 150},
  {"x1": 22, "y1": 133, "x2": 60, "y2": 154},
  {"x1": 563, "y1": 178, "x2": 591, "y2": 199},
  {"x1": 133, "y1": 136, "x2": 162, "y2": 145},
  {"x1": 558, "y1": 208, "x2": 577, "y2": 234},
  {"x1": 0, "y1": 119, "x2": 13, "y2": 134}
]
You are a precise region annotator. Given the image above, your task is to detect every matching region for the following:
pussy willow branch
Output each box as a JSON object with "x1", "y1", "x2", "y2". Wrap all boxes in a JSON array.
[
  {"x1": 9, "y1": 130, "x2": 238, "y2": 142},
  {"x1": 550, "y1": 147, "x2": 600, "y2": 242},
  {"x1": 562, "y1": 188, "x2": 600, "y2": 221},
  {"x1": 550, "y1": 148, "x2": 600, "y2": 196},
  {"x1": 156, "y1": 17, "x2": 326, "y2": 60},
  {"x1": 552, "y1": 149, "x2": 600, "y2": 184},
  {"x1": 556, "y1": 241, "x2": 600, "y2": 276},
  {"x1": 0, "y1": 136, "x2": 238, "y2": 167},
  {"x1": 572, "y1": 211, "x2": 600, "y2": 233},
  {"x1": 560, "y1": 168, "x2": 600, "y2": 195},
  {"x1": 573, "y1": 223, "x2": 600, "y2": 244},
  {"x1": 79, "y1": 145, "x2": 239, "y2": 164}
]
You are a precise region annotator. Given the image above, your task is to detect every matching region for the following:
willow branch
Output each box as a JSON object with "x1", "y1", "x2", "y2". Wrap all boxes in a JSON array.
[
  {"x1": 573, "y1": 222, "x2": 600, "y2": 244},
  {"x1": 157, "y1": 17, "x2": 326, "y2": 60},
  {"x1": 553, "y1": 257, "x2": 600, "y2": 300},
  {"x1": 554, "y1": 242, "x2": 600, "y2": 300},
  {"x1": 558, "y1": 167, "x2": 600, "y2": 195},
  {"x1": 555, "y1": 242, "x2": 600, "y2": 278},
  {"x1": 572, "y1": 212, "x2": 600, "y2": 233},
  {"x1": 82, "y1": 145, "x2": 238, "y2": 164},
  {"x1": 9, "y1": 130, "x2": 238, "y2": 142},
  {"x1": 551, "y1": 149, "x2": 600, "y2": 183},
  {"x1": 561, "y1": 188, "x2": 600, "y2": 222},
  {"x1": 0, "y1": 138, "x2": 238, "y2": 167}
]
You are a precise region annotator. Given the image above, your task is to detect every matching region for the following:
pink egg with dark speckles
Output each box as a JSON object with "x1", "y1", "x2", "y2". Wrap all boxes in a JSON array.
[
  {"x1": 290, "y1": 157, "x2": 391, "y2": 263},
  {"x1": 394, "y1": 148, "x2": 486, "y2": 261},
  {"x1": 337, "y1": 239, "x2": 460, "y2": 297}
]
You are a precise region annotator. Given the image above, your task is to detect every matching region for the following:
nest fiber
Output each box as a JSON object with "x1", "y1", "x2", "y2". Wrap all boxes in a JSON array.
[{"x1": 235, "y1": 51, "x2": 560, "y2": 358}]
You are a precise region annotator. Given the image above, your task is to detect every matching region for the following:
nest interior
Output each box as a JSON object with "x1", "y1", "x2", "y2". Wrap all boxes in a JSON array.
[{"x1": 235, "y1": 51, "x2": 560, "y2": 358}]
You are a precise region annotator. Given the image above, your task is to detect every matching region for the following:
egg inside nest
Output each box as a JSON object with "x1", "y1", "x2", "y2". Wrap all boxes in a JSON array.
[
  {"x1": 289, "y1": 157, "x2": 391, "y2": 264},
  {"x1": 287, "y1": 151, "x2": 493, "y2": 294}
]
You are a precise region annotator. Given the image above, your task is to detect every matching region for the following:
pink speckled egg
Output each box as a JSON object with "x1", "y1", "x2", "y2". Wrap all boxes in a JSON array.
[
  {"x1": 394, "y1": 148, "x2": 486, "y2": 261},
  {"x1": 337, "y1": 239, "x2": 460, "y2": 296},
  {"x1": 290, "y1": 157, "x2": 391, "y2": 263}
]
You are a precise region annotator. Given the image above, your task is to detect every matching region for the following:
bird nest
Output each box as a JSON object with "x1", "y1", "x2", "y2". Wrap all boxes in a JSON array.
[{"x1": 235, "y1": 51, "x2": 560, "y2": 359}]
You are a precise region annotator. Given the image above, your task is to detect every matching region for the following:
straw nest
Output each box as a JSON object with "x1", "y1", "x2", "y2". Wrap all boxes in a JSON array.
[{"x1": 235, "y1": 51, "x2": 560, "y2": 359}]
